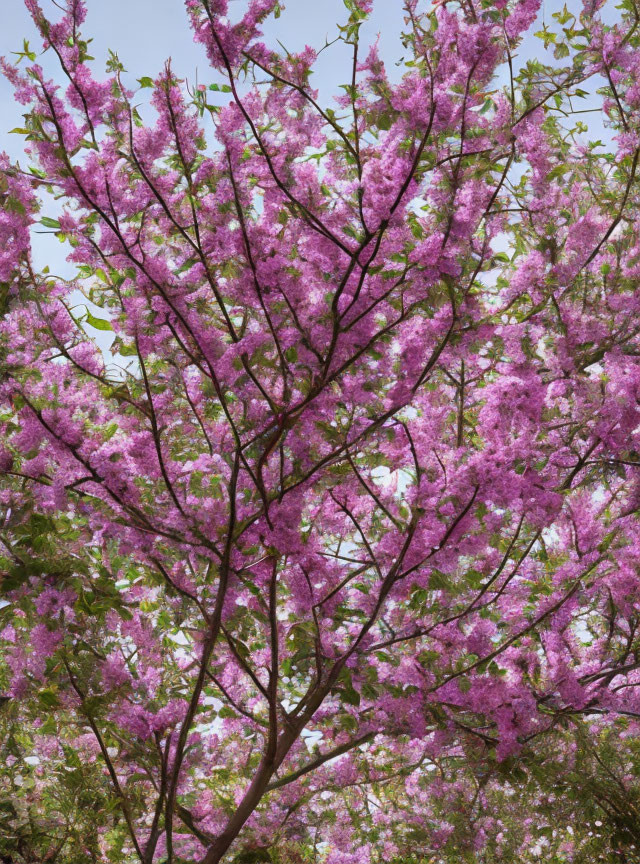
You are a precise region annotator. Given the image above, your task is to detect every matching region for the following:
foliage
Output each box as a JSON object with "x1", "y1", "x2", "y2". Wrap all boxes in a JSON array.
[{"x1": 2, "y1": 0, "x2": 640, "y2": 861}]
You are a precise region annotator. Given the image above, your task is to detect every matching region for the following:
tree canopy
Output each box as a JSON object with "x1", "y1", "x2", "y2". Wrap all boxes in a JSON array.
[{"x1": 2, "y1": 0, "x2": 640, "y2": 861}]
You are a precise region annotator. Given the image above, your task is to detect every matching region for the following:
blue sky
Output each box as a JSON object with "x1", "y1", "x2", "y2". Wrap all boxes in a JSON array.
[
  {"x1": 1, "y1": 0, "x2": 407, "y2": 166},
  {"x1": 0, "y1": 0, "x2": 619, "y2": 282},
  {"x1": 0, "y1": 0, "x2": 408, "y2": 280},
  {"x1": 5, "y1": 0, "x2": 611, "y2": 162},
  {"x1": 2, "y1": 0, "x2": 619, "y2": 165}
]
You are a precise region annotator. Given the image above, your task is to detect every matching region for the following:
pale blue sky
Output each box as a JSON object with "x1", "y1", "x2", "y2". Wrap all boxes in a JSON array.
[
  {"x1": 0, "y1": 0, "x2": 619, "y2": 282},
  {"x1": 0, "y1": 0, "x2": 408, "y2": 278},
  {"x1": 0, "y1": 0, "x2": 407, "y2": 165},
  {"x1": 3, "y1": 0, "x2": 614, "y2": 162}
]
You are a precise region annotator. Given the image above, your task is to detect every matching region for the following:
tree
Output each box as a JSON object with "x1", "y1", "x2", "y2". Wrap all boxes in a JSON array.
[{"x1": 1, "y1": 0, "x2": 640, "y2": 860}]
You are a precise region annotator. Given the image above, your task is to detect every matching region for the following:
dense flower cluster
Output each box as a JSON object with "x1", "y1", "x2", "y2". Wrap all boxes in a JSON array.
[{"x1": 1, "y1": 0, "x2": 640, "y2": 861}]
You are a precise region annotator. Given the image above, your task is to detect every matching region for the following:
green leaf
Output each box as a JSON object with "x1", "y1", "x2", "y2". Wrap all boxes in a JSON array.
[
  {"x1": 112, "y1": 339, "x2": 138, "y2": 356},
  {"x1": 137, "y1": 76, "x2": 154, "y2": 88},
  {"x1": 343, "y1": 224, "x2": 361, "y2": 240},
  {"x1": 86, "y1": 311, "x2": 113, "y2": 331},
  {"x1": 547, "y1": 164, "x2": 570, "y2": 181},
  {"x1": 377, "y1": 111, "x2": 393, "y2": 131},
  {"x1": 597, "y1": 530, "x2": 616, "y2": 553},
  {"x1": 40, "y1": 216, "x2": 61, "y2": 229},
  {"x1": 340, "y1": 684, "x2": 361, "y2": 706},
  {"x1": 429, "y1": 569, "x2": 452, "y2": 591},
  {"x1": 38, "y1": 688, "x2": 61, "y2": 709},
  {"x1": 40, "y1": 715, "x2": 57, "y2": 735},
  {"x1": 281, "y1": 657, "x2": 293, "y2": 676},
  {"x1": 175, "y1": 256, "x2": 197, "y2": 275},
  {"x1": 23, "y1": 39, "x2": 36, "y2": 61}
]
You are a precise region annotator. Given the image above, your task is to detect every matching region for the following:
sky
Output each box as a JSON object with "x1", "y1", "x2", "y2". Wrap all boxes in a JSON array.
[
  {"x1": 3, "y1": 0, "x2": 614, "y2": 163},
  {"x1": 0, "y1": 0, "x2": 408, "y2": 166},
  {"x1": 0, "y1": 0, "x2": 409, "y2": 281},
  {"x1": 0, "y1": 0, "x2": 620, "y2": 293}
]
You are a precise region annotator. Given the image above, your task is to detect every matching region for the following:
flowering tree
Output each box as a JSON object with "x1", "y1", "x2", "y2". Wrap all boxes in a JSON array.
[{"x1": 2, "y1": 0, "x2": 640, "y2": 860}]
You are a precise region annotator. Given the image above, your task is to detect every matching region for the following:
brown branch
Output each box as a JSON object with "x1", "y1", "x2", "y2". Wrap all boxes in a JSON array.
[{"x1": 266, "y1": 731, "x2": 375, "y2": 791}]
